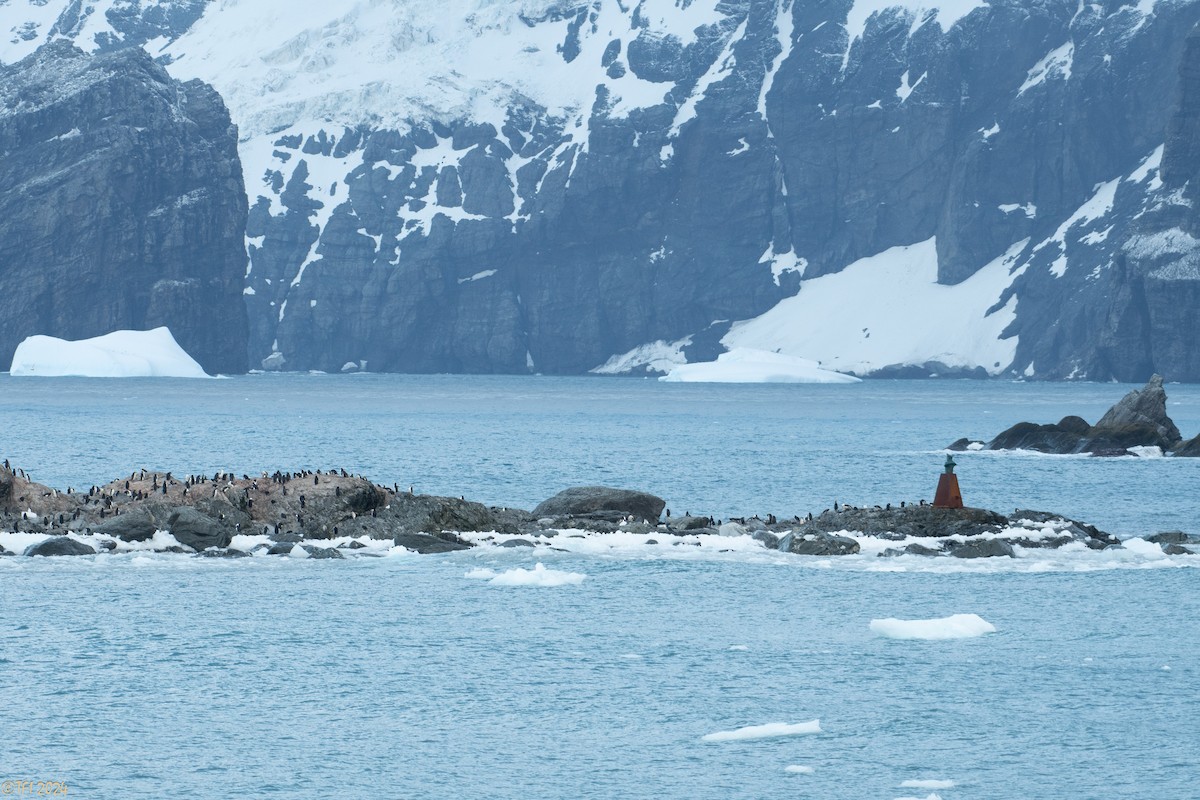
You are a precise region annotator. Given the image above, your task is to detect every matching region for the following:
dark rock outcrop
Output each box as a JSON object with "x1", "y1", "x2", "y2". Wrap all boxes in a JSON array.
[
  {"x1": 791, "y1": 505, "x2": 1011, "y2": 541},
  {"x1": 167, "y1": 507, "x2": 233, "y2": 551},
  {"x1": 949, "y1": 539, "x2": 1015, "y2": 559},
  {"x1": 95, "y1": 509, "x2": 158, "y2": 542},
  {"x1": 964, "y1": 376, "x2": 1188, "y2": 455},
  {"x1": 780, "y1": 532, "x2": 861, "y2": 556},
  {"x1": 533, "y1": 487, "x2": 665, "y2": 523},
  {"x1": 24, "y1": 536, "x2": 96, "y2": 557},
  {"x1": 0, "y1": 42, "x2": 248, "y2": 373},
  {"x1": 391, "y1": 532, "x2": 471, "y2": 554}
]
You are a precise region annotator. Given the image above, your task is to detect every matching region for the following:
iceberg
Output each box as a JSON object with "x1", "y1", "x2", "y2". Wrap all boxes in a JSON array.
[
  {"x1": 659, "y1": 348, "x2": 860, "y2": 384},
  {"x1": 701, "y1": 720, "x2": 822, "y2": 742},
  {"x1": 9, "y1": 328, "x2": 210, "y2": 378},
  {"x1": 870, "y1": 613, "x2": 996, "y2": 640}
]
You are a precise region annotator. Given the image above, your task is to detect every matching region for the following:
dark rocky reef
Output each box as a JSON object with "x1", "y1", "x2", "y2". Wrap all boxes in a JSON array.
[
  {"x1": 0, "y1": 41, "x2": 248, "y2": 374},
  {"x1": 1, "y1": 464, "x2": 1191, "y2": 559},
  {"x1": 950, "y1": 375, "x2": 1195, "y2": 456}
]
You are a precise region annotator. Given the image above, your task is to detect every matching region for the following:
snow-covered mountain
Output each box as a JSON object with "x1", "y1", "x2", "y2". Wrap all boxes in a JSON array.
[{"x1": 3, "y1": 0, "x2": 1200, "y2": 378}]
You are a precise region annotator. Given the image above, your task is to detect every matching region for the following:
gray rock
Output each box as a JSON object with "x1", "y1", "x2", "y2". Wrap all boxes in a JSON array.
[
  {"x1": 979, "y1": 378, "x2": 1184, "y2": 455},
  {"x1": 904, "y1": 543, "x2": 945, "y2": 557},
  {"x1": 752, "y1": 530, "x2": 780, "y2": 550},
  {"x1": 24, "y1": 536, "x2": 96, "y2": 557},
  {"x1": 269, "y1": 531, "x2": 305, "y2": 543},
  {"x1": 1147, "y1": 530, "x2": 1200, "y2": 544},
  {"x1": 717, "y1": 521, "x2": 747, "y2": 537},
  {"x1": 196, "y1": 548, "x2": 251, "y2": 558},
  {"x1": 167, "y1": 507, "x2": 233, "y2": 552},
  {"x1": 302, "y1": 545, "x2": 345, "y2": 559},
  {"x1": 668, "y1": 515, "x2": 712, "y2": 532},
  {"x1": 498, "y1": 538, "x2": 535, "y2": 548},
  {"x1": 392, "y1": 532, "x2": 471, "y2": 554},
  {"x1": 532, "y1": 487, "x2": 665, "y2": 522},
  {"x1": 95, "y1": 509, "x2": 158, "y2": 542},
  {"x1": 781, "y1": 532, "x2": 861, "y2": 556},
  {"x1": 949, "y1": 538, "x2": 1015, "y2": 559},
  {"x1": 1093, "y1": 375, "x2": 1182, "y2": 448},
  {"x1": 1163, "y1": 543, "x2": 1195, "y2": 555},
  {"x1": 267, "y1": 542, "x2": 299, "y2": 556}
]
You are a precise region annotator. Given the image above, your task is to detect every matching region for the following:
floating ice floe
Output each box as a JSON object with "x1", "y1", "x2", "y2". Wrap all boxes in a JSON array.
[
  {"x1": 900, "y1": 779, "x2": 956, "y2": 789},
  {"x1": 870, "y1": 613, "x2": 996, "y2": 640},
  {"x1": 8, "y1": 327, "x2": 209, "y2": 378},
  {"x1": 659, "y1": 348, "x2": 860, "y2": 384},
  {"x1": 894, "y1": 794, "x2": 944, "y2": 800},
  {"x1": 702, "y1": 720, "x2": 822, "y2": 742},
  {"x1": 464, "y1": 562, "x2": 586, "y2": 587},
  {"x1": 784, "y1": 765, "x2": 815, "y2": 774}
]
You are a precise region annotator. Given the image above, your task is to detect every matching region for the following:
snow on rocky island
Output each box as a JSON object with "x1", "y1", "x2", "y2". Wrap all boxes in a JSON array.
[
  {"x1": 1, "y1": 472, "x2": 1196, "y2": 561},
  {"x1": 8, "y1": 327, "x2": 210, "y2": 378}
]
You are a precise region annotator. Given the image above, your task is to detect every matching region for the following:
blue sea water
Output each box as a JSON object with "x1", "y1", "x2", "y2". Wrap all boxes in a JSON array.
[{"x1": 1, "y1": 375, "x2": 1197, "y2": 799}]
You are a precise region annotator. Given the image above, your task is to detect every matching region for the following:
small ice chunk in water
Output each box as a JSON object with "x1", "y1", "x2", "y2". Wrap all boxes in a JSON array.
[
  {"x1": 870, "y1": 614, "x2": 996, "y2": 640},
  {"x1": 1162, "y1": 665, "x2": 1172, "y2": 671},
  {"x1": 464, "y1": 568, "x2": 497, "y2": 580},
  {"x1": 702, "y1": 720, "x2": 821, "y2": 742},
  {"x1": 901, "y1": 779, "x2": 956, "y2": 789},
  {"x1": 784, "y1": 765, "x2": 814, "y2": 774},
  {"x1": 729, "y1": 645, "x2": 749, "y2": 651},
  {"x1": 894, "y1": 795, "x2": 943, "y2": 800}
]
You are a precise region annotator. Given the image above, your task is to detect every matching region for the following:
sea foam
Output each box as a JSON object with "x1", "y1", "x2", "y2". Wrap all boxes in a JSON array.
[{"x1": 465, "y1": 562, "x2": 585, "y2": 587}]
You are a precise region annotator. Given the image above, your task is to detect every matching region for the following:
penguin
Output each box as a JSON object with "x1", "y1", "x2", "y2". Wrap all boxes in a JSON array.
[{"x1": 834, "y1": 501, "x2": 839, "y2": 512}]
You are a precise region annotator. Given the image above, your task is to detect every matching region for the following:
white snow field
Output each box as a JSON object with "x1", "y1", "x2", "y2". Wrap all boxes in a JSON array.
[
  {"x1": 724, "y1": 238, "x2": 1026, "y2": 376},
  {"x1": 701, "y1": 720, "x2": 822, "y2": 742},
  {"x1": 8, "y1": 327, "x2": 210, "y2": 378},
  {"x1": 869, "y1": 613, "x2": 996, "y2": 640},
  {"x1": 659, "y1": 348, "x2": 861, "y2": 383}
]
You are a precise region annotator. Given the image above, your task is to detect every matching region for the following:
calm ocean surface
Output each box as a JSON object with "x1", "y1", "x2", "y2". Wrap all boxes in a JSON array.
[{"x1": 1, "y1": 375, "x2": 1197, "y2": 799}]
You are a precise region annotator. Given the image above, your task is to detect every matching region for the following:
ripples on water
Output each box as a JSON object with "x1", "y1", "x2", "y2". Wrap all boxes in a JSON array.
[{"x1": 1, "y1": 376, "x2": 1197, "y2": 798}]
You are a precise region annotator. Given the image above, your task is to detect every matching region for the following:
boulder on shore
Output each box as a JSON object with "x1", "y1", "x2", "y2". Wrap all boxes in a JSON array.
[
  {"x1": 24, "y1": 536, "x2": 96, "y2": 557},
  {"x1": 780, "y1": 532, "x2": 861, "y2": 556},
  {"x1": 167, "y1": 507, "x2": 232, "y2": 552},
  {"x1": 532, "y1": 486, "x2": 665, "y2": 522}
]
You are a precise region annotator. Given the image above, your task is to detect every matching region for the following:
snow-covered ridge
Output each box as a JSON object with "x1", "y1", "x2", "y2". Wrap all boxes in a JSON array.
[{"x1": 163, "y1": 0, "x2": 736, "y2": 141}]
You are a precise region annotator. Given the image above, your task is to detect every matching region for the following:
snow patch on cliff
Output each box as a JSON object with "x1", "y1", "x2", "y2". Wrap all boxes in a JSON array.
[
  {"x1": 1019, "y1": 40, "x2": 1074, "y2": 95},
  {"x1": 723, "y1": 237, "x2": 1026, "y2": 376},
  {"x1": 842, "y1": 0, "x2": 986, "y2": 68}
]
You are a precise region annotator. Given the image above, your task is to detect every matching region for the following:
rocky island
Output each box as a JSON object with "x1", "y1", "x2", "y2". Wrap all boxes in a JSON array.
[
  {"x1": 2, "y1": 462, "x2": 1195, "y2": 560},
  {"x1": 949, "y1": 375, "x2": 1200, "y2": 457}
]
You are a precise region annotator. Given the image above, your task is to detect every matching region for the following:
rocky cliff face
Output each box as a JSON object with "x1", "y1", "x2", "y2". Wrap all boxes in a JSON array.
[
  {"x1": 0, "y1": 40, "x2": 248, "y2": 374},
  {"x1": 6, "y1": 1, "x2": 1200, "y2": 378}
]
